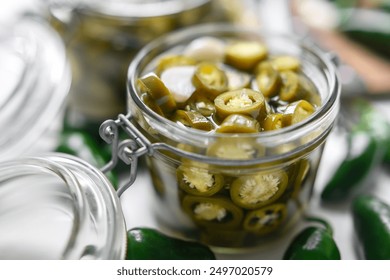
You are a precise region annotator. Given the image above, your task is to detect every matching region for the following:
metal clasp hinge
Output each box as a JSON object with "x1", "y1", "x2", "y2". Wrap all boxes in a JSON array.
[{"x1": 99, "y1": 113, "x2": 152, "y2": 197}]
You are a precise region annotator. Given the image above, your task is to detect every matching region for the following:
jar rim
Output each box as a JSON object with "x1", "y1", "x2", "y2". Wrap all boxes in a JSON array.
[{"x1": 127, "y1": 23, "x2": 341, "y2": 164}]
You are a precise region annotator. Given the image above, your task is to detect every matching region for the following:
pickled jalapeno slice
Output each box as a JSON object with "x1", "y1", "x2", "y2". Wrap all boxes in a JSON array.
[
  {"x1": 263, "y1": 113, "x2": 284, "y2": 131},
  {"x1": 230, "y1": 170, "x2": 288, "y2": 209},
  {"x1": 173, "y1": 110, "x2": 214, "y2": 131},
  {"x1": 282, "y1": 100, "x2": 315, "y2": 126},
  {"x1": 138, "y1": 73, "x2": 176, "y2": 114},
  {"x1": 255, "y1": 61, "x2": 281, "y2": 98},
  {"x1": 225, "y1": 40, "x2": 268, "y2": 71},
  {"x1": 216, "y1": 114, "x2": 260, "y2": 133},
  {"x1": 192, "y1": 62, "x2": 228, "y2": 100},
  {"x1": 185, "y1": 95, "x2": 216, "y2": 117},
  {"x1": 214, "y1": 88, "x2": 266, "y2": 120},
  {"x1": 207, "y1": 138, "x2": 264, "y2": 160},
  {"x1": 182, "y1": 195, "x2": 244, "y2": 229},
  {"x1": 243, "y1": 203, "x2": 287, "y2": 235},
  {"x1": 271, "y1": 55, "x2": 301, "y2": 72},
  {"x1": 155, "y1": 55, "x2": 197, "y2": 75},
  {"x1": 279, "y1": 70, "x2": 300, "y2": 102},
  {"x1": 177, "y1": 165, "x2": 224, "y2": 196}
]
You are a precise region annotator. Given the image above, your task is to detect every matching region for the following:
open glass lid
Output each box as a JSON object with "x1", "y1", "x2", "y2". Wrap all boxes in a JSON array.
[{"x1": 0, "y1": 15, "x2": 70, "y2": 161}]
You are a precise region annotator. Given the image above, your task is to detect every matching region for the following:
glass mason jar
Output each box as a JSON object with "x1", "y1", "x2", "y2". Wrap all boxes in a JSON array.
[
  {"x1": 46, "y1": 0, "x2": 236, "y2": 138},
  {"x1": 106, "y1": 24, "x2": 340, "y2": 253},
  {"x1": 0, "y1": 154, "x2": 126, "y2": 259},
  {"x1": 0, "y1": 15, "x2": 70, "y2": 161}
]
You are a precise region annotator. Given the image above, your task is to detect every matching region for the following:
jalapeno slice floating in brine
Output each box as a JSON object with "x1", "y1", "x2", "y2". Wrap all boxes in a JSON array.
[
  {"x1": 225, "y1": 40, "x2": 268, "y2": 71},
  {"x1": 214, "y1": 88, "x2": 267, "y2": 120},
  {"x1": 177, "y1": 164, "x2": 224, "y2": 196},
  {"x1": 207, "y1": 138, "x2": 265, "y2": 160},
  {"x1": 155, "y1": 55, "x2": 197, "y2": 75},
  {"x1": 230, "y1": 170, "x2": 288, "y2": 209},
  {"x1": 271, "y1": 55, "x2": 301, "y2": 72},
  {"x1": 182, "y1": 195, "x2": 244, "y2": 229},
  {"x1": 137, "y1": 73, "x2": 176, "y2": 114},
  {"x1": 185, "y1": 94, "x2": 216, "y2": 117},
  {"x1": 279, "y1": 70, "x2": 300, "y2": 102},
  {"x1": 173, "y1": 110, "x2": 214, "y2": 131},
  {"x1": 263, "y1": 113, "x2": 284, "y2": 131},
  {"x1": 192, "y1": 62, "x2": 228, "y2": 100},
  {"x1": 243, "y1": 203, "x2": 287, "y2": 235},
  {"x1": 255, "y1": 61, "x2": 281, "y2": 98},
  {"x1": 282, "y1": 100, "x2": 315, "y2": 126},
  {"x1": 216, "y1": 114, "x2": 261, "y2": 133}
]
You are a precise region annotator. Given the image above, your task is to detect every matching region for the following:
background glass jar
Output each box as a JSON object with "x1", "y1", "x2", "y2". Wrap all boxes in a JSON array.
[
  {"x1": 0, "y1": 154, "x2": 126, "y2": 259},
  {"x1": 119, "y1": 24, "x2": 340, "y2": 252},
  {"x1": 46, "y1": 0, "x2": 238, "y2": 139}
]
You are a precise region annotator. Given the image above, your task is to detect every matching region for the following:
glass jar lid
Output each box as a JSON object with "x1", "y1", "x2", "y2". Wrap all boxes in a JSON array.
[
  {"x1": 0, "y1": 15, "x2": 70, "y2": 160},
  {"x1": 0, "y1": 153, "x2": 126, "y2": 260}
]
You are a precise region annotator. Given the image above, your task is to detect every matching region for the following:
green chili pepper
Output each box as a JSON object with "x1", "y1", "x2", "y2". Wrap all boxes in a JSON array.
[
  {"x1": 321, "y1": 99, "x2": 390, "y2": 202},
  {"x1": 352, "y1": 195, "x2": 390, "y2": 260},
  {"x1": 126, "y1": 228, "x2": 216, "y2": 260},
  {"x1": 283, "y1": 217, "x2": 341, "y2": 260},
  {"x1": 55, "y1": 130, "x2": 118, "y2": 188}
]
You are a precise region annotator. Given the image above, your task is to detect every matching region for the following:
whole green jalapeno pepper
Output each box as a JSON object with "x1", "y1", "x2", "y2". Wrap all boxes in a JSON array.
[
  {"x1": 55, "y1": 130, "x2": 118, "y2": 188},
  {"x1": 352, "y1": 195, "x2": 390, "y2": 260},
  {"x1": 126, "y1": 227, "x2": 216, "y2": 260},
  {"x1": 283, "y1": 217, "x2": 341, "y2": 260},
  {"x1": 321, "y1": 99, "x2": 390, "y2": 202}
]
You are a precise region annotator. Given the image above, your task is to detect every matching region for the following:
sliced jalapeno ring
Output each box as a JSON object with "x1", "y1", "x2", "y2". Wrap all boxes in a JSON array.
[
  {"x1": 255, "y1": 61, "x2": 281, "y2": 98},
  {"x1": 140, "y1": 92, "x2": 164, "y2": 117},
  {"x1": 177, "y1": 165, "x2": 224, "y2": 196},
  {"x1": 263, "y1": 113, "x2": 284, "y2": 131},
  {"x1": 155, "y1": 55, "x2": 197, "y2": 75},
  {"x1": 243, "y1": 203, "x2": 287, "y2": 235},
  {"x1": 192, "y1": 62, "x2": 228, "y2": 100},
  {"x1": 185, "y1": 94, "x2": 216, "y2": 117},
  {"x1": 137, "y1": 73, "x2": 176, "y2": 114},
  {"x1": 214, "y1": 88, "x2": 266, "y2": 120},
  {"x1": 230, "y1": 170, "x2": 288, "y2": 209},
  {"x1": 182, "y1": 195, "x2": 244, "y2": 229},
  {"x1": 225, "y1": 40, "x2": 268, "y2": 71},
  {"x1": 207, "y1": 138, "x2": 265, "y2": 160},
  {"x1": 282, "y1": 100, "x2": 315, "y2": 126},
  {"x1": 216, "y1": 114, "x2": 261, "y2": 133},
  {"x1": 173, "y1": 110, "x2": 214, "y2": 131},
  {"x1": 279, "y1": 70, "x2": 300, "y2": 102},
  {"x1": 271, "y1": 55, "x2": 301, "y2": 72}
]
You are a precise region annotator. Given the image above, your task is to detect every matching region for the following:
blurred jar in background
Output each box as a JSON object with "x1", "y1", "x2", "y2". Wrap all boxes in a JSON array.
[
  {"x1": 0, "y1": 15, "x2": 70, "y2": 161},
  {"x1": 46, "y1": 0, "x2": 240, "y2": 139}
]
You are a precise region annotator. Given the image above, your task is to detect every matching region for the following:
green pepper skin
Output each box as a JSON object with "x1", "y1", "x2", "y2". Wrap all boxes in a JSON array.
[
  {"x1": 283, "y1": 226, "x2": 341, "y2": 260},
  {"x1": 126, "y1": 228, "x2": 216, "y2": 260},
  {"x1": 352, "y1": 195, "x2": 390, "y2": 260},
  {"x1": 321, "y1": 100, "x2": 390, "y2": 202},
  {"x1": 55, "y1": 130, "x2": 118, "y2": 188}
]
